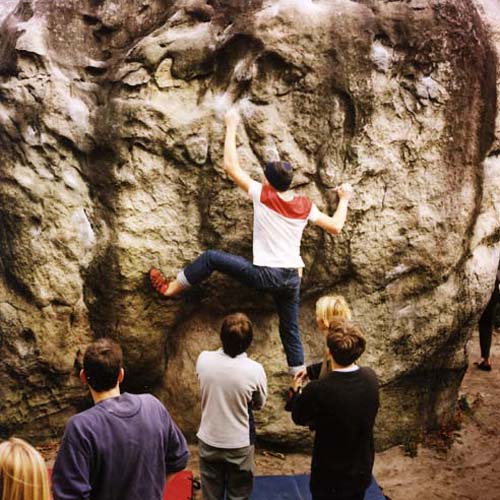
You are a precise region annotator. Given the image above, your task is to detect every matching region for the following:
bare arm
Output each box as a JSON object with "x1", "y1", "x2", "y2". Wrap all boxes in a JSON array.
[
  {"x1": 313, "y1": 183, "x2": 353, "y2": 235},
  {"x1": 223, "y1": 108, "x2": 252, "y2": 192}
]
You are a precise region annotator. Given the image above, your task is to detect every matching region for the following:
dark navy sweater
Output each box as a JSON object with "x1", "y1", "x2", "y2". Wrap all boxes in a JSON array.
[
  {"x1": 52, "y1": 392, "x2": 188, "y2": 500},
  {"x1": 290, "y1": 367, "x2": 379, "y2": 497}
]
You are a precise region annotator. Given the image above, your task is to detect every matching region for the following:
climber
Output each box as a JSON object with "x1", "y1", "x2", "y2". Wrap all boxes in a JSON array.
[{"x1": 149, "y1": 108, "x2": 353, "y2": 375}]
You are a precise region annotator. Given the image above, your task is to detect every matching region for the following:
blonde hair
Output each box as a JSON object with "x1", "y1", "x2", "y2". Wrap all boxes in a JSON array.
[
  {"x1": 316, "y1": 295, "x2": 352, "y2": 330},
  {"x1": 0, "y1": 438, "x2": 50, "y2": 500}
]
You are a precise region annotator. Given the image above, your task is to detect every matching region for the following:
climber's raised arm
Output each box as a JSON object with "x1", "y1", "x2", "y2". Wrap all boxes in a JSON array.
[
  {"x1": 313, "y1": 184, "x2": 353, "y2": 235},
  {"x1": 223, "y1": 108, "x2": 252, "y2": 193}
]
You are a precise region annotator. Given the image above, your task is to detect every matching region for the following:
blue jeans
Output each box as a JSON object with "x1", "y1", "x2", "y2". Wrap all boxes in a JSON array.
[{"x1": 180, "y1": 250, "x2": 304, "y2": 369}]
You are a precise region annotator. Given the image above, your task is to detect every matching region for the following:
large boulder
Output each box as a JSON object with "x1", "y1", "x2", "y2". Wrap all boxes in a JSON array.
[{"x1": 0, "y1": 0, "x2": 498, "y2": 448}]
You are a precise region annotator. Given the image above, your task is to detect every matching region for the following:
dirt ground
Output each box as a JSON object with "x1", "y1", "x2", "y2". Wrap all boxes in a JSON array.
[
  {"x1": 42, "y1": 330, "x2": 500, "y2": 500},
  {"x1": 372, "y1": 330, "x2": 500, "y2": 500}
]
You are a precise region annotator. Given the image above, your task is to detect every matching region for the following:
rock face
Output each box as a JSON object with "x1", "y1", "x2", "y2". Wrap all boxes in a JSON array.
[{"x1": 0, "y1": 0, "x2": 499, "y2": 448}]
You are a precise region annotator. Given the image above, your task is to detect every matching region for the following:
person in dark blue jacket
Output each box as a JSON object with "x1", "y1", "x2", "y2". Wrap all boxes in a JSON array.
[{"x1": 52, "y1": 338, "x2": 188, "y2": 500}]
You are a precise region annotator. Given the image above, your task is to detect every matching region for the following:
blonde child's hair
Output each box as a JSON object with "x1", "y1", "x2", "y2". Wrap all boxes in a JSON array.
[
  {"x1": 0, "y1": 437, "x2": 50, "y2": 500},
  {"x1": 315, "y1": 295, "x2": 352, "y2": 330}
]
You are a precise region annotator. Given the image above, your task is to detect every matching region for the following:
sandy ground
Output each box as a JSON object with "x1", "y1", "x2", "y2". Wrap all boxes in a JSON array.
[
  {"x1": 42, "y1": 330, "x2": 500, "y2": 500},
  {"x1": 372, "y1": 330, "x2": 500, "y2": 500}
]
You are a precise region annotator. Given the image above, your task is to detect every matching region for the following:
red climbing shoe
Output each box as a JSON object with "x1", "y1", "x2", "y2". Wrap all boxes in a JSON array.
[{"x1": 149, "y1": 268, "x2": 170, "y2": 296}]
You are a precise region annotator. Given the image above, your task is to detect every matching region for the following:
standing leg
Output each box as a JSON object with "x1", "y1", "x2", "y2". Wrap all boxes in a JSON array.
[
  {"x1": 199, "y1": 441, "x2": 226, "y2": 500},
  {"x1": 479, "y1": 300, "x2": 494, "y2": 362},
  {"x1": 477, "y1": 278, "x2": 499, "y2": 370},
  {"x1": 273, "y1": 280, "x2": 305, "y2": 373},
  {"x1": 224, "y1": 446, "x2": 255, "y2": 500}
]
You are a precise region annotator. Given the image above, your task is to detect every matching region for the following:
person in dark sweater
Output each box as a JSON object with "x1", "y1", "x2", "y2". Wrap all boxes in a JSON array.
[
  {"x1": 287, "y1": 318, "x2": 379, "y2": 500},
  {"x1": 52, "y1": 338, "x2": 188, "y2": 500}
]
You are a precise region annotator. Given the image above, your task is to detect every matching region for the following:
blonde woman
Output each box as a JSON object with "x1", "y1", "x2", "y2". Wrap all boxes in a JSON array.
[
  {"x1": 0, "y1": 437, "x2": 50, "y2": 500},
  {"x1": 297, "y1": 295, "x2": 352, "y2": 382},
  {"x1": 316, "y1": 295, "x2": 351, "y2": 330}
]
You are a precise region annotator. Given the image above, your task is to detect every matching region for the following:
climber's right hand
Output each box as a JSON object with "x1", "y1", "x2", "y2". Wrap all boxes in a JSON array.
[
  {"x1": 336, "y1": 183, "x2": 353, "y2": 201},
  {"x1": 225, "y1": 108, "x2": 240, "y2": 128}
]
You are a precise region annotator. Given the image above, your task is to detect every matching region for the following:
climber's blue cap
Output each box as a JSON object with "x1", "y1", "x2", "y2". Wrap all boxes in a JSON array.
[{"x1": 264, "y1": 161, "x2": 293, "y2": 192}]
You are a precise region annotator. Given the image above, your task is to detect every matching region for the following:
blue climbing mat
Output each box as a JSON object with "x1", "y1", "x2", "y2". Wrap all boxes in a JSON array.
[{"x1": 251, "y1": 475, "x2": 385, "y2": 500}]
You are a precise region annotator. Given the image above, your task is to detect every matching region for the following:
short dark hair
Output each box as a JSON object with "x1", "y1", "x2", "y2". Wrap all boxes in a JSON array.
[
  {"x1": 220, "y1": 313, "x2": 253, "y2": 357},
  {"x1": 264, "y1": 161, "x2": 294, "y2": 191},
  {"x1": 83, "y1": 338, "x2": 123, "y2": 392},
  {"x1": 326, "y1": 318, "x2": 366, "y2": 367}
]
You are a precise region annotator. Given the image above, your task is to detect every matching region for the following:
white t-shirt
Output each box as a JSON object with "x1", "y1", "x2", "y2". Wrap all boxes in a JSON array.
[
  {"x1": 196, "y1": 349, "x2": 267, "y2": 449},
  {"x1": 248, "y1": 180, "x2": 320, "y2": 268}
]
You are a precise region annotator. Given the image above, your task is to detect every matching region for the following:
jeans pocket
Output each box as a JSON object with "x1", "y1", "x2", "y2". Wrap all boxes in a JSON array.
[
  {"x1": 285, "y1": 270, "x2": 301, "y2": 290},
  {"x1": 257, "y1": 267, "x2": 281, "y2": 289}
]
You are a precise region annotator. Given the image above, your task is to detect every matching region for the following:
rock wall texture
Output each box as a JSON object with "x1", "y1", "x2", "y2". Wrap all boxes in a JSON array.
[{"x1": 0, "y1": 0, "x2": 499, "y2": 448}]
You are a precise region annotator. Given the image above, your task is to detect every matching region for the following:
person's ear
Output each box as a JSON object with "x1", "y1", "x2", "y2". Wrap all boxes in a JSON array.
[
  {"x1": 80, "y1": 369, "x2": 88, "y2": 385},
  {"x1": 118, "y1": 368, "x2": 125, "y2": 384}
]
